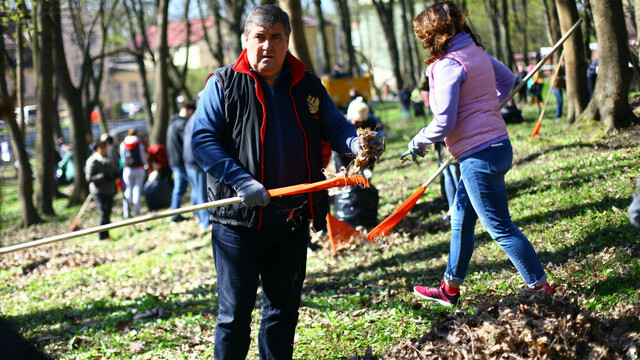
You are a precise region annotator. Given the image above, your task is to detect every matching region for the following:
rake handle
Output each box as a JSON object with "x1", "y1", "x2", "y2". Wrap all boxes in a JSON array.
[{"x1": 0, "y1": 175, "x2": 368, "y2": 255}]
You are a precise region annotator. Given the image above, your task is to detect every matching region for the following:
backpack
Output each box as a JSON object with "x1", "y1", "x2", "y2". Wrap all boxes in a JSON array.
[{"x1": 124, "y1": 140, "x2": 143, "y2": 166}]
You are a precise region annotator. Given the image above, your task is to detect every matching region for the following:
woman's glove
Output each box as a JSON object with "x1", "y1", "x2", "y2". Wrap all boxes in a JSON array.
[
  {"x1": 233, "y1": 178, "x2": 270, "y2": 207},
  {"x1": 400, "y1": 138, "x2": 427, "y2": 164}
]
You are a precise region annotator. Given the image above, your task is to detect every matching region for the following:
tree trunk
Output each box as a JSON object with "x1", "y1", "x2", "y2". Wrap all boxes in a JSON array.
[
  {"x1": 555, "y1": 0, "x2": 590, "y2": 124},
  {"x1": 583, "y1": 0, "x2": 594, "y2": 61},
  {"x1": 35, "y1": 0, "x2": 56, "y2": 215},
  {"x1": 511, "y1": 0, "x2": 529, "y2": 65},
  {"x1": 482, "y1": 0, "x2": 501, "y2": 58},
  {"x1": 335, "y1": 0, "x2": 359, "y2": 77},
  {"x1": 542, "y1": 0, "x2": 562, "y2": 63},
  {"x1": 313, "y1": 0, "x2": 332, "y2": 76},
  {"x1": 223, "y1": 0, "x2": 246, "y2": 57},
  {"x1": 282, "y1": 0, "x2": 315, "y2": 73},
  {"x1": 399, "y1": 0, "x2": 417, "y2": 84},
  {"x1": 580, "y1": 0, "x2": 638, "y2": 132},
  {"x1": 498, "y1": 0, "x2": 514, "y2": 70},
  {"x1": 199, "y1": 0, "x2": 225, "y2": 68},
  {"x1": 372, "y1": 0, "x2": 404, "y2": 90},
  {"x1": 52, "y1": 0, "x2": 89, "y2": 205},
  {"x1": 151, "y1": 0, "x2": 170, "y2": 145},
  {"x1": 0, "y1": 19, "x2": 41, "y2": 228}
]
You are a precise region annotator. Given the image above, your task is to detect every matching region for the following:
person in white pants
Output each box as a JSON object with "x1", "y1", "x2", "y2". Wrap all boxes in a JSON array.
[{"x1": 119, "y1": 129, "x2": 148, "y2": 218}]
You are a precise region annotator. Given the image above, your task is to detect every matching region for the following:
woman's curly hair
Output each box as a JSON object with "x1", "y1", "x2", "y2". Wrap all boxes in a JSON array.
[{"x1": 413, "y1": 1, "x2": 483, "y2": 66}]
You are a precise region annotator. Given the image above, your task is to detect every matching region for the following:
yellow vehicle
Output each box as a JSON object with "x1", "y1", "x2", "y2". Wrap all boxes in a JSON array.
[{"x1": 321, "y1": 76, "x2": 371, "y2": 110}]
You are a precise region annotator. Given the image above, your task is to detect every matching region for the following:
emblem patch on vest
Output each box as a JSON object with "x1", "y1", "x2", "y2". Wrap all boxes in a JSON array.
[{"x1": 307, "y1": 95, "x2": 320, "y2": 114}]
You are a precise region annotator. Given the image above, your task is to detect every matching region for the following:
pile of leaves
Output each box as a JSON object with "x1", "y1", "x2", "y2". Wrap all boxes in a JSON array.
[{"x1": 385, "y1": 293, "x2": 639, "y2": 360}]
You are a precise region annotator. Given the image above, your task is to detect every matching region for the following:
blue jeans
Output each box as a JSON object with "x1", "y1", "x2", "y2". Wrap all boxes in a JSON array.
[
  {"x1": 170, "y1": 165, "x2": 188, "y2": 220},
  {"x1": 211, "y1": 222, "x2": 308, "y2": 360},
  {"x1": 552, "y1": 87, "x2": 563, "y2": 118},
  {"x1": 186, "y1": 165, "x2": 210, "y2": 228},
  {"x1": 446, "y1": 139, "x2": 547, "y2": 287},
  {"x1": 435, "y1": 142, "x2": 460, "y2": 210}
]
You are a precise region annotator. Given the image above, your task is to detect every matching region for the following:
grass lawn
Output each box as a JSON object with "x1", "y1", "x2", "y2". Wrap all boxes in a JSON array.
[{"x1": 1, "y1": 97, "x2": 639, "y2": 359}]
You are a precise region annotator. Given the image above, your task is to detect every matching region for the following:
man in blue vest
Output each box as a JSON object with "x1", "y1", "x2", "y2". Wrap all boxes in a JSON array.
[{"x1": 192, "y1": 5, "x2": 383, "y2": 359}]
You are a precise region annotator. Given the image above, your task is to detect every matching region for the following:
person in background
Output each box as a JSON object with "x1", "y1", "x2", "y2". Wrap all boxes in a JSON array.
[
  {"x1": 552, "y1": 65, "x2": 565, "y2": 118},
  {"x1": 86, "y1": 134, "x2": 119, "y2": 240},
  {"x1": 406, "y1": 1, "x2": 554, "y2": 307},
  {"x1": 586, "y1": 59, "x2": 598, "y2": 99},
  {"x1": 398, "y1": 83, "x2": 413, "y2": 122},
  {"x1": 167, "y1": 102, "x2": 196, "y2": 222},
  {"x1": 119, "y1": 129, "x2": 147, "y2": 218},
  {"x1": 514, "y1": 64, "x2": 528, "y2": 106},
  {"x1": 331, "y1": 63, "x2": 346, "y2": 79},
  {"x1": 191, "y1": 5, "x2": 384, "y2": 358},
  {"x1": 183, "y1": 101, "x2": 210, "y2": 231}
]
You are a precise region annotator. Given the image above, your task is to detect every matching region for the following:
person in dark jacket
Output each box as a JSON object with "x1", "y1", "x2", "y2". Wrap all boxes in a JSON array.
[
  {"x1": 183, "y1": 103, "x2": 210, "y2": 230},
  {"x1": 191, "y1": 5, "x2": 384, "y2": 359},
  {"x1": 85, "y1": 134, "x2": 119, "y2": 240},
  {"x1": 166, "y1": 102, "x2": 196, "y2": 222}
]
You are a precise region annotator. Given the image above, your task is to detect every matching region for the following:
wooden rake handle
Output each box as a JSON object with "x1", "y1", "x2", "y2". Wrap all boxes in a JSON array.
[{"x1": 0, "y1": 175, "x2": 369, "y2": 255}]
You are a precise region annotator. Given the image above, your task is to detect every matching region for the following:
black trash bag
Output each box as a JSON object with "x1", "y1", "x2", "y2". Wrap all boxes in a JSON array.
[
  {"x1": 143, "y1": 171, "x2": 172, "y2": 210},
  {"x1": 333, "y1": 184, "x2": 378, "y2": 229}
]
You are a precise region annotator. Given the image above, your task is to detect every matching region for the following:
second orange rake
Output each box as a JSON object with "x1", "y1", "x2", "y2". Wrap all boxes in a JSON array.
[{"x1": 367, "y1": 157, "x2": 454, "y2": 242}]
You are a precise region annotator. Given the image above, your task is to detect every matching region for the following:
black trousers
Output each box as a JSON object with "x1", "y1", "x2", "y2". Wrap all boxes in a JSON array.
[{"x1": 94, "y1": 193, "x2": 113, "y2": 239}]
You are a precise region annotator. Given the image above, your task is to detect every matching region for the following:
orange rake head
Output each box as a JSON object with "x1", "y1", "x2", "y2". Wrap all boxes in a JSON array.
[
  {"x1": 366, "y1": 185, "x2": 427, "y2": 243},
  {"x1": 268, "y1": 174, "x2": 369, "y2": 197}
]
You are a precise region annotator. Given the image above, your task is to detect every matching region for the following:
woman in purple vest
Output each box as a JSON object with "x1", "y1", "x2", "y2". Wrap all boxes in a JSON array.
[{"x1": 404, "y1": 1, "x2": 553, "y2": 306}]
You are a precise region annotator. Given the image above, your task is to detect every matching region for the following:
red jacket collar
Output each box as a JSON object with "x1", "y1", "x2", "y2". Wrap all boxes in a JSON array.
[{"x1": 232, "y1": 48, "x2": 307, "y2": 85}]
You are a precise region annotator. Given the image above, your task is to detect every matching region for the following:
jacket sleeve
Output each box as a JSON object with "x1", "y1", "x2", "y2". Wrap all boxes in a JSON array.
[
  {"x1": 319, "y1": 86, "x2": 359, "y2": 155},
  {"x1": 192, "y1": 75, "x2": 252, "y2": 187},
  {"x1": 85, "y1": 156, "x2": 105, "y2": 184}
]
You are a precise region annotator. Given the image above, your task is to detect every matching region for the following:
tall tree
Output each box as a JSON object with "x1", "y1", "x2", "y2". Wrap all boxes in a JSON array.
[
  {"x1": 541, "y1": 0, "x2": 562, "y2": 62},
  {"x1": 222, "y1": 0, "x2": 247, "y2": 57},
  {"x1": 123, "y1": 0, "x2": 154, "y2": 125},
  {"x1": 334, "y1": 0, "x2": 358, "y2": 77},
  {"x1": 511, "y1": 0, "x2": 529, "y2": 65},
  {"x1": 497, "y1": 0, "x2": 514, "y2": 69},
  {"x1": 581, "y1": 0, "x2": 638, "y2": 132},
  {"x1": 399, "y1": 0, "x2": 417, "y2": 84},
  {"x1": 198, "y1": 0, "x2": 225, "y2": 68},
  {"x1": 282, "y1": 0, "x2": 315, "y2": 73},
  {"x1": 555, "y1": 0, "x2": 589, "y2": 124},
  {"x1": 34, "y1": 0, "x2": 56, "y2": 215},
  {"x1": 150, "y1": 0, "x2": 169, "y2": 145},
  {"x1": 52, "y1": 0, "x2": 90, "y2": 204},
  {"x1": 481, "y1": 0, "x2": 501, "y2": 58},
  {"x1": 313, "y1": 0, "x2": 331, "y2": 75},
  {"x1": 0, "y1": 7, "x2": 42, "y2": 227},
  {"x1": 372, "y1": 0, "x2": 404, "y2": 90}
]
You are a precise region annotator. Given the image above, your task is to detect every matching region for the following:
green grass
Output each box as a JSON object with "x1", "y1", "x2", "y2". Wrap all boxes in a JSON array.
[{"x1": 1, "y1": 97, "x2": 639, "y2": 359}]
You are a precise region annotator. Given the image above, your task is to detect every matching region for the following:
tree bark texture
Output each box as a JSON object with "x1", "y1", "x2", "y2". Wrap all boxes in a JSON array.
[
  {"x1": 151, "y1": 0, "x2": 170, "y2": 145},
  {"x1": 399, "y1": 0, "x2": 416, "y2": 85},
  {"x1": 581, "y1": 0, "x2": 638, "y2": 132},
  {"x1": 223, "y1": 0, "x2": 246, "y2": 57},
  {"x1": 35, "y1": 0, "x2": 56, "y2": 215},
  {"x1": 482, "y1": 0, "x2": 501, "y2": 59},
  {"x1": 334, "y1": 0, "x2": 359, "y2": 77},
  {"x1": 498, "y1": 0, "x2": 514, "y2": 70},
  {"x1": 314, "y1": 0, "x2": 331, "y2": 76},
  {"x1": 52, "y1": 0, "x2": 89, "y2": 204},
  {"x1": 0, "y1": 20, "x2": 41, "y2": 228},
  {"x1": 555, "y1": 0, "x2": 590, "y2": 124},
  {"x1": 282, "y1": 0, "x2": 315, "y2": 73},
  {"x1": 372, "y1": 0, "x2": 404, "y2": 90}
]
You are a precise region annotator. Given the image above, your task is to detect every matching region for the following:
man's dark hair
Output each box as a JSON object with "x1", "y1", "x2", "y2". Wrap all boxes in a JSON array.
[
  {"x1": 181, "y1": 101, "x2": 196, "y2": 112},
  {"x1": 244, "y1": 5, "x2": 291, "y2": 37}
]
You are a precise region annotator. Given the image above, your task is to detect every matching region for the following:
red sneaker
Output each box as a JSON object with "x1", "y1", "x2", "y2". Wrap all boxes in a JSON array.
[
  {"x1": 533, "y1": 283, "x2": 555, "y2": 295},
  {"x1": 413, "y1": 280, "x2": 460, "y2": 307}
]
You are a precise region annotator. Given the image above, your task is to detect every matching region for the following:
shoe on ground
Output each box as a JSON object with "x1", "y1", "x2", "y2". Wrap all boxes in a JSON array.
[
  {"x1": 413, "y1": 280, "x2": 460, "y2": 307},
  {"x1": 171, "y1": 215, "x2": 187, "y2": 223},
  {"x1": 518, "y1": 282, "x2": 555, "y2": 296}
]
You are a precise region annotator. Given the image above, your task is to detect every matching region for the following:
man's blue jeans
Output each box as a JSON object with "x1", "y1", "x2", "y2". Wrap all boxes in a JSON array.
[
  {"x1": 552, "y1": 87, "x2": 563, "y2": 118},
  {"x1": 170, "y1": 165, "x2": 188, "y2": 220},
  {"x1": 446, "y1": 139, "x2": 547, "y2": 288},
  {"x1": 186, "y1": 165, "x2": 210, "y2": 228},
  {"x1": 211, "y1": 222, "x2": 308, "y2": 359}
]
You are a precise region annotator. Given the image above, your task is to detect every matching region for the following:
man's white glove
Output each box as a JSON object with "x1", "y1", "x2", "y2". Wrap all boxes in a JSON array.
[{"x1": 233, "y1": 178, "x2": 270, "y2": 207}]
